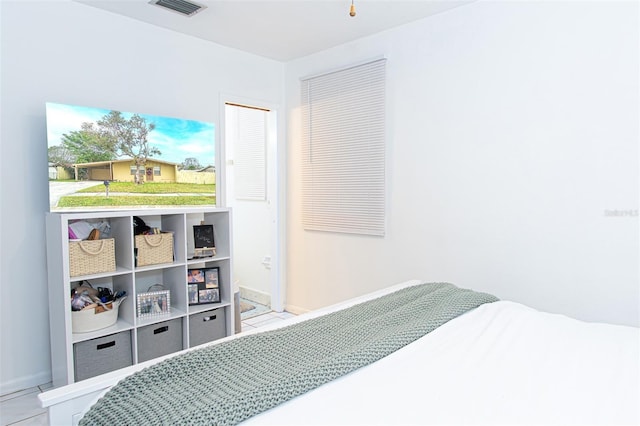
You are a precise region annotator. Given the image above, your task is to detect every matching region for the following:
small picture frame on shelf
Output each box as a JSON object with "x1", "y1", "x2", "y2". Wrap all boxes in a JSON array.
[
  {"x1": 188, "y1": 284, "x2": 198, "y2": 304},
  {"x1": 198, "y1": 288, "x2": 219, "y2": 303},
  {"x1": 187, "y1": 269, "x2": 204, "y2": 283},
  {"x1": 137, "y1": 290, "x2": 170, "y2": 319},
  {"x1": 193, "y1": 224, "x2": 216, "y2": 258},
  {"x1": 205, "y1": 268, "x2": 219, "y2": 289},
  {"x1": 187, "y1": 267, "x2": 221, "y2": 305}
]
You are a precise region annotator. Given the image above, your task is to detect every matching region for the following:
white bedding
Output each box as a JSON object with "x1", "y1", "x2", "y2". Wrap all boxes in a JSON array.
[
  {"x1": 40, "y1": 280, "x2": 640, "y2": 425},
  {"x1": 248, "y1": 300, "x2": 640, "y2": 425}
]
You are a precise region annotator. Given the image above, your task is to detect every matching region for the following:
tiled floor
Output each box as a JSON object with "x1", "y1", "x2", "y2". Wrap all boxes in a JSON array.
[
  {"x1": 241, "y1": 310, "x2": 296, "y2": 331},
  {"x1": 0, "y1": 311, "x2": 295, "y2": 426}
]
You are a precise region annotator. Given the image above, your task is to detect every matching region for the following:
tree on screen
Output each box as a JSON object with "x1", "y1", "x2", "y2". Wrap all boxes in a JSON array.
[
  {"x1": 182, "y1": 157, "x2": 202, "y2": 170},
  {"x1": 49, "y1": 123, "x2": 114, "y2": 168},
  {"x1": 97, "y1": 111, "x2": 161, "y2": 184},
  {"x1": 48, "y1": 145, "x2": 75, "y2": 168},
  {"x1": 60, "y1": 123, "x2": 116, "y2": 164}
]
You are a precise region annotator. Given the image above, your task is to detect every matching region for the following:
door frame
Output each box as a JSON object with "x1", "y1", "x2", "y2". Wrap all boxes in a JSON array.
[{"x1": 218, "y1": 93, "x2": 285, "y2": 312}]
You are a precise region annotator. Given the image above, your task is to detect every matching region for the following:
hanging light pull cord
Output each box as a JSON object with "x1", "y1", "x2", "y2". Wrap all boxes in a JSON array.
[{"x1": 349, "y1": 0, "x2": 356, "y2": 17}]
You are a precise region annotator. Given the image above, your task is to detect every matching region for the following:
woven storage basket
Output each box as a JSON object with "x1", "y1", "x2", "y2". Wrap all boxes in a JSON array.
[
  {"x1": 135, "y1": 232, "x2": 174, "y2": 267},
  {"x1": 72, "y1": 298, "x2": 124, "y2": 333},
  {"x1": 69, "y1": 238, "x2": 116, "y2": 277}
]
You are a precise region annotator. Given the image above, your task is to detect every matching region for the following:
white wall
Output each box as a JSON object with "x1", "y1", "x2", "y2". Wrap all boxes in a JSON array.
[
  {"x1": 0, "y1": 0, "x2": 283, "y2": 394},
  {"x1": 285, "y1": 1, "x2": 639, "y2": 326}
]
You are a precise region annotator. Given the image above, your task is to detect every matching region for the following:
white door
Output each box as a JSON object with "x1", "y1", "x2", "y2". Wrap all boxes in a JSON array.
[{"x1": 222, "y1": 101, "x2": 282, "y2": 311}]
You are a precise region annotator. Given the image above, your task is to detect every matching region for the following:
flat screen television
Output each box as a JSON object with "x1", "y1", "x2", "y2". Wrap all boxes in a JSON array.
[{"x1": 46, "y1": 102, "x2": 216, "y2": 211}]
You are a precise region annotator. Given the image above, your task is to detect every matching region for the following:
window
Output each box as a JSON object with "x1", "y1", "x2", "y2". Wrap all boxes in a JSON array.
[
  {"x1": 130, "y1": 166, "x2": 136, "y2": 175},
  {"x1": 153, "y1": 166, "x2": 161, "y2": 176},
  {"x1": 301, "y1": 58, "x2": 386, "y2": 236}
]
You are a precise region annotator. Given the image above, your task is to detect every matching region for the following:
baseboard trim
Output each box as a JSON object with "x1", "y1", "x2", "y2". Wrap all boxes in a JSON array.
[
  {"x1": 239, "y1": 286, "x2": 270, "y2": 308},
  {"x1": 284, "y1": 304, "x2": 310, "y2": 316},
  {"x1": 1, "y1": 371, "x2": 51, "y2": 396}
]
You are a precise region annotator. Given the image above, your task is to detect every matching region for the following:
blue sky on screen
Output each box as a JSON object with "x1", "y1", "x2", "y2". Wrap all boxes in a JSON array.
[{"x1": 46, "y1": 102, "x2": 215, "y2": 166}]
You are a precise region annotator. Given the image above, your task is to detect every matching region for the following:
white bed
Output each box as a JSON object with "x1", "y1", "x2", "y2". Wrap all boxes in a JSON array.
[{"x1": 39, "y1": 280, "x2": 640, "y2": 425}]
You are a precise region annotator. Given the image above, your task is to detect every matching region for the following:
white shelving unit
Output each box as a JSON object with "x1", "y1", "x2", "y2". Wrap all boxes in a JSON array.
[{"x1": 45, "y1": 207, "x2": 234, "y2": 387}]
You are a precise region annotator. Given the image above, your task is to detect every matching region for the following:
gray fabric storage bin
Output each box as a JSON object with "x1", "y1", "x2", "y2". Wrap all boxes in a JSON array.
[
  {"x1": 189, "y1": 308, "x2": 226, "y2": 347},
  {"x1": 73, "y1": 331, "x2": 132, "y2": 381},
  {"x1": 137, "y1": 318, "x2": 183, "y2": 363}
]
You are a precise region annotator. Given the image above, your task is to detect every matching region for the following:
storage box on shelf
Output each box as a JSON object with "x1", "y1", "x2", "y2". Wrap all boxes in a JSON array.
[
  {"x1": 71, "y1": 298, "x2": 125, "y2": 334},
  {"x1": 69, "y1": 238, "x2": 116, "y2": 277},
  {"x1": 73, "y1": 331, "x2": 133, "y2": 382},
  {"x1": 137, "y1": 318, "x2": 183, "y2": 363},
  {"x1": 134, "y1": 232, "x2": 174, "y2": 267},
  {"x1": 45, "y1": 208, "x2": 234, "y2": 387},
  {"x1": 189, "y1": 308, "x2": 227, "y2": 347}
]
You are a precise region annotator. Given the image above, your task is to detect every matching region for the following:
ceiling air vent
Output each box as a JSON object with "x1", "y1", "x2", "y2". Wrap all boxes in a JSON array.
[{"x1": 149, "y1": 0, "x2": 206, "y2": 17}]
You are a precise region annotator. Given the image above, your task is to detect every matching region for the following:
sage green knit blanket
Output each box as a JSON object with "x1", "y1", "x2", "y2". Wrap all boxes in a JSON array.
[{"x1": 80, "y1": 282, "x2": 498, "y2": 426}]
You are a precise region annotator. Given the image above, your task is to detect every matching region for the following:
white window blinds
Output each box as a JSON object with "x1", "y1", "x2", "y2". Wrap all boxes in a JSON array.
[
  {"x1": 301, "y1": 58, "x2": 386, "y2": 236},
  {"x1": 229, "y1": 105, "x2": 267, "y2": 201}
]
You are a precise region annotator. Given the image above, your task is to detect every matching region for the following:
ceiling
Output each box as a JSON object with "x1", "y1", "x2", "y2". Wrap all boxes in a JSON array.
[{"x1": 75, "y1": 0, "x2": 475, "y2": 61}]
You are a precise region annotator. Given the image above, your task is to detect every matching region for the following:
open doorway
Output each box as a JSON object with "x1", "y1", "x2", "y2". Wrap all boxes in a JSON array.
[{"x1": 221, "y1": 99, "x2": 282, "y2": 318}]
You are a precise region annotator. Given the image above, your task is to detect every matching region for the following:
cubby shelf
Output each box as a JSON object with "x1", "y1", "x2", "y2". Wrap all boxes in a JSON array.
[{"x1": 46, "y1": 207, "x2": 234, "y2": 387}]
